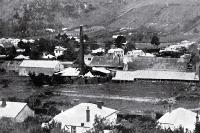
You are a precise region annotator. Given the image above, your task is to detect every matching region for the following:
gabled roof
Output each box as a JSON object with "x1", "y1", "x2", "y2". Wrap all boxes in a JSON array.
[
  {"x1": 56, "y1": 67, "x2": 80, "y2": 76},
  {"x1": 158, "y1": 108, "x2": 196, "y2": 131},
  {"x1": 84, "y1": 72, "x2": 94, "y2": 77},
  {"x1": 20, "y1": 60, "x2": 61, "y2": 68},
  {"x1": 55, "y1": 46, "x2": 67, "y2": 51},
  {"x1": 52, "y1": 103, "x2": 117, "y2": 129},
  {"x1": 92, "y1": 67, "x2": 111, "y2": 74},
  {"x1": 14, "y1": 55, "x2": 29, "y2": 60},
  {"x1": 0, "y1": 101, "x2": 27, "y2": 119}
]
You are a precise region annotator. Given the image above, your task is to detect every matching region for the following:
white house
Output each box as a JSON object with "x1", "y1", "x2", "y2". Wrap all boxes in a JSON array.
[
  {"x1": 157, "y1": 108, "x2": 197, "y2": 132},
  {"x1": 84, "y1": 54, "x2": 93, "y2": 65},
  {"x1": 108, "y1": 48, "x2": 124, "y2": 57},
  {"x1": 127, "y1": 50, "x2": 145, "y2": 57},
  {"x1": 92, "y1": 48, "x2": 105, "y2": 54},
  {"x1": 19, "y1": 60, "x2": 64, "y2": 76},
  {"x1": 50, "y1": 103, "x2": 118, "y2": 133},
  {"x1": 14, "y1": 55, "x2": 30, "y2": 60},
  {"x1": 126, "y1": 50, "x2": 155, "y2": 57},
  {"x1": 0, "y1": 100, "x2": 35, "y2": 122},
  {"x1": 54, "y1": 46, "x2": 67, "y2": 57},
  {"x1": 42, "y1": 53, "x2": 55, "y2": 59}
]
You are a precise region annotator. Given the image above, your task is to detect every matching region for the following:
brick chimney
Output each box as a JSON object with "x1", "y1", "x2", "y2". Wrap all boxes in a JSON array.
[
  {"x1": 1, "y1": 98, "x2": 6, "y2": 107},
  {"x1": 86, "y1": 107, "x2": 90, "y2": 122},
  {"x1": 97, "y1": 101, "x2": 104, "y2": 109},
  {"x1": 196, "y1": 111, "x2": 199, "y2": 123}
]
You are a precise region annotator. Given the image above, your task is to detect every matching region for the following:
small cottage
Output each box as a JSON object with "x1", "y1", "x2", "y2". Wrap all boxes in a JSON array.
[
  {"x1": 50, "y1": 103, "x2": 118, "y2": 133},
  {"x1": 0, "y1": 99, "x2": 35, "y2": 122}
]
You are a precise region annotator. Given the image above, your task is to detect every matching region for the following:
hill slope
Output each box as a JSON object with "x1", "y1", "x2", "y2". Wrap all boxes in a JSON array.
[{"x1": 1, "y1": 0, "x2": 200, "y2": 37}]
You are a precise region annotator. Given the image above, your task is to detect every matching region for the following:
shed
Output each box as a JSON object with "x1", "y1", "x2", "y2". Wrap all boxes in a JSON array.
[
  {"x1": 19, "y1": 60, "x2": 64, "y2": 76},
  {"x1": 0, "y1": 100, "x2": 35, "y2": 122}
]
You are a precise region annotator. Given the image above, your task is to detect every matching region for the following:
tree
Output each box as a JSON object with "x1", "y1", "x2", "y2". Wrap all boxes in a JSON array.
[
  {"x1": 151, "y1": 35, "x2": 160, "y2": 46},
  {"x1": 105, "y1": 41, "x2": 113, "y2": 52},
  {"x1": 6, "y1": 46, "x2": 17, "y2": 59},
  {"x1": 115, "y1": 36, "x2": 126, "y2": 48},
  {"x1": 30, "y1": 47, "x2": 42, "y2": 60},
  {"x1": 125, "y1": 42, "x2": 136, "y2": 54},
  {"x1": 61, "y1": 46, "x2": 75, "y2": 61}
]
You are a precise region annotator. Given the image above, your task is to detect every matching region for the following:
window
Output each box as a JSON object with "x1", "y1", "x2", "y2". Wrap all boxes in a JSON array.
[{"x1": 71, "y1": 126, "x2": 76, "y2": 133}]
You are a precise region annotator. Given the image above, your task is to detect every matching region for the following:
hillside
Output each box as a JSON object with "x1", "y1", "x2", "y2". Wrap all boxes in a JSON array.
[{"x1": 1, "y1": 0, "x2": 200, "y2": 38}]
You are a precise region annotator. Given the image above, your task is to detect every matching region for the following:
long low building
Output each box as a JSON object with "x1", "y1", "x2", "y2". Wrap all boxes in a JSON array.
[
  {"x1": 112, "y1": 70, "x2": 199, "y2": 81},
  {"x1": 19, "y1": 60, "x2": 64, "y2": 76}
]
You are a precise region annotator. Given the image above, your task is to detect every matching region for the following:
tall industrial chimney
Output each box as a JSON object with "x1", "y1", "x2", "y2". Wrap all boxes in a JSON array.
[
  {"x1": 86, "y1": 106, "x2": 90, "y2": 122},
  {"x1": 80, "y1": 25, "x2": 85, "y2": 75}
]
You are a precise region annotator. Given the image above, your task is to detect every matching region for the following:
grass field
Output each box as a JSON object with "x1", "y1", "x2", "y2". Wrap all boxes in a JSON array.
[{"x1": 1, "y1": 72, "x2": 200, "y2": 114}]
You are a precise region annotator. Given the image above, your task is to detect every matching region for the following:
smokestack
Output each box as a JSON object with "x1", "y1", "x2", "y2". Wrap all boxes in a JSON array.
[
  {"x1": 80, "y1": 25, "x2": 85, "y2": 75},
  {"x1": 1, "y1": 98, "x2": 6, "y2": 107},
  {"x1": 86, "y1": 107, "x2": 90, "y2": 122},
  {"x1": 197, "y1": 111, "x2": 199, "y2": 123}
]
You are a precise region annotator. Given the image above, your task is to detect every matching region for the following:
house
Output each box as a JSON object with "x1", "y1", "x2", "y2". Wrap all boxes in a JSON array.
[
  {"x1": 157, "y1": 108, "x2": 197, "y2": 132},
  {"x1": 19, "y1": 60, "x2": 64, "y2": 76},
  {"x1": 92, "y1": 48, "x2": 105, "y2": 54},
  {"x1": 108, "y1": 48, "x2": 124, "y2": 57},
  {"x1": 14, "y1": 55, "x2": 29, "y2": 60},
  {"x1": 50, "y1": 103, "x2": 118, "y2": 133},
  {"x1": 54, "y1": 46, "x2": 67, "y2": 57},
  {"x1": 127, "y1": 50, "x2": 145, "y2": 57},
  {"x1": 0, "y1": 99, "x2": 35, "y2": 122},
  {"x1": 42, "y1": 53, "x2": 55, "y2": 59},
  {"x1": 84, "y1": 54, "x2": 93, "y2": 65}
]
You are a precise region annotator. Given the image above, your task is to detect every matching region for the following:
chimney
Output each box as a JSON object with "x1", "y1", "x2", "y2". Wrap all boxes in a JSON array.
[
  {"x1": 1, "y1": 98, "x2": 6, "y2": 107},
  {"x1": 168, "y1": 104, "x2": 172, "y2": 113},
  {"x1": 86, "y1": 107, "x2": 90, "y2": 122},
  {"x1": 97, "y1": 101, "x2": 104, "y2": 109},
  {"x1": 196, "y1": 111, "x2": 199, "y2": 123},
  {"x1": 80, "y1": 25, "x2": 85, "y2": 75}
]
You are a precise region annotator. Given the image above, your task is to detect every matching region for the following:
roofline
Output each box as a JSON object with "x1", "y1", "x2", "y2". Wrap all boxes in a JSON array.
[{"x1": 14, "y1": 104, "x2": 27, "y2": 119}]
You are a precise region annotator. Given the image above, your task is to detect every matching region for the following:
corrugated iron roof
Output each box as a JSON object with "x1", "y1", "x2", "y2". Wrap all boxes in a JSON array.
[
  {"x1": 51, "y1": 103, "x2": 117, "y2": 129},
  {"x1": 0, "y1": 101, "x2": 27, "y2": 119},
  {"x1": 112, "y1": 70, "x2": 199, "y2": 81},
  {"x1": 19, "y1": 60, "x2": 61, "y2": 68}
]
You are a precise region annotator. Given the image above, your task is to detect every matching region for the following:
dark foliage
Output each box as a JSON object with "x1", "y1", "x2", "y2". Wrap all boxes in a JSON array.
[
  {"x1": 115, "y1": 35, "x2": 126, "y2": 48},
  {"x1": 151, "y1": 35, "x2": 160, "y2": 46}
]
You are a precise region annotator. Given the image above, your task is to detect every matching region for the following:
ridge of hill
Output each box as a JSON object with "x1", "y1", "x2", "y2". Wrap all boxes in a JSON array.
[{"x1": 1, "y1": 0, "x2": 200, "y2": 38}]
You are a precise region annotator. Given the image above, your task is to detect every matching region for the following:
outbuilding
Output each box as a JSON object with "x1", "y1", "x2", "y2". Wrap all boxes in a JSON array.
[
  {"x1": 0, "y1": 99, "x2": 35, "y2": 122},
  {"x1": 19, "y1": 60, "x2": 64, "y2": 76}
]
